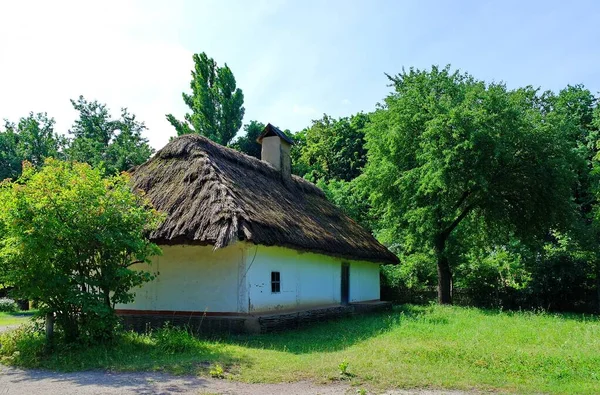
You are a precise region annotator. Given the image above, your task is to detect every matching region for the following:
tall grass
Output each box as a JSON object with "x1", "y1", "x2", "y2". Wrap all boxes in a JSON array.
[{"x1": 1, "y1": 305, "x2": 599, "y2": 394}]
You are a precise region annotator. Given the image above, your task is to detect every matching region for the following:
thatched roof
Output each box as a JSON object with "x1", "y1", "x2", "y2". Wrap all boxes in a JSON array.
[{"x1": 130, "y1": 134, "x2": 398, "y2": 265}]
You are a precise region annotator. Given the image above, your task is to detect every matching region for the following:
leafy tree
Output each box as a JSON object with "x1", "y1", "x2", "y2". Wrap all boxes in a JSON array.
[
  {"x1": 0, "y1": 113, "x2": 65, "y2": 180},
  {"x1": 296, "y1": 113, "x2": 368, "y2": 182},
  {"x1": 0, "y1": 159, "x2": 163, "y2": 342},
  {"x1": 364, "y1": 66, "x2": 576, "y2": 304},
  {"x1": 0, "y1": 128, "x2": 20, "y2": 181},
  {"x1": 317, "y1": 178, "x2": 373, "y2": 231},
  {"x1": 167, "y1": 52, "x2": 245, "y2": 145},
  {"x1": 232, "y1": 120, "x2": 265, "y2": 158},
  {"x1": 68, "y1": 96, "x2": 154, "y2": 174}
]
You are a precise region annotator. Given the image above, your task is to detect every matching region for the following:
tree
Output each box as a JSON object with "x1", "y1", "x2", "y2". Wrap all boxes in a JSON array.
[
  {"x1": 296, "y1": 113, "x2": 369, "y2": 182},
  {"x1": 364, "y1": 66, "x2": 576, "y2": 304},
  {"x1": 0, "y1": 127, "x2": 20, "y2": 181},
  {"x1": 68, "y1": 96, "x2": 154, "y2": 174},
  {"x1": 0, "y1": 112, "x2": 65, "y2": 180},
  {"x1": 167, "y1": 52, "x2": 245, "y2": 146},
  {"x1": 232, "y1": 120, "x2": 265, "y2": 158},
  {"x1": 0, "y1": 159, "x2": 163, "y2": 342}
]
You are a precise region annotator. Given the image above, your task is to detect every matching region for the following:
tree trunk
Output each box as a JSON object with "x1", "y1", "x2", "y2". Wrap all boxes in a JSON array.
[
  {"x1": 437, "y1": 254, "x2": 453, "y2": 304},
  {"x1": 596, "y1": 263, "x2": 600, "y2": 313}
]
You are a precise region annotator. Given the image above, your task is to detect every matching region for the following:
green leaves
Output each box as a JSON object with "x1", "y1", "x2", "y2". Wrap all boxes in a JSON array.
[
  {"x1": 231, "y1": 120, "x2": 265, "y2": 158},
  {"x1": 295, "y1": 113, "x2": 369, "y2": 182},
  {"x1": 67, "y1": 96, "x2": 154, "y2": 175},
  {"x1": 365, "y1": 66, "x2": 578, "y2": 302},
  {"x1": 0, "y1": 113, "x2": 65, "y2": 181},
  {"x1": 167, "y1": 52, "x2": 245, "y2": 146},
  {"x1": 0, "y1": 159, "x2": 163, "y2": 342}
]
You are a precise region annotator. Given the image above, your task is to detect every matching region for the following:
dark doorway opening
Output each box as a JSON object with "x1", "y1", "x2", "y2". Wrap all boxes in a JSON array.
[{"x1": 341, "y1": 263, "x2": 350, "y2": 305}]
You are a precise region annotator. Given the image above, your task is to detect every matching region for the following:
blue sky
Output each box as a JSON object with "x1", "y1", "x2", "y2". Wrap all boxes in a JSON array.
[{"x1": 1, "y1": 0, "x2": 599, "y2": 149}]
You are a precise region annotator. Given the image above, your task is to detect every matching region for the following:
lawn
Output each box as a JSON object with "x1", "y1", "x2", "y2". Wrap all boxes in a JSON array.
[
  {"x1": 1, "y1": 305, "x2": 599, "y2": 394},
  {"x1": 0, "y1": 311, "x2": 34, "y2": 327}
]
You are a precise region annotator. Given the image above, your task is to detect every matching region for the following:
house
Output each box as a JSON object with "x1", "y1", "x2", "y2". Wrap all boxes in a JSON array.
[{"x1": 116, "y1": 124, "x2": 398, "y2": 333}]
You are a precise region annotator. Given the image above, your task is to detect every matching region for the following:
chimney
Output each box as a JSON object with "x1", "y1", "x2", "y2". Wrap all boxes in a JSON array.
[{"x1": 257, "y1": 123, "x2": 294, "y2": 181}]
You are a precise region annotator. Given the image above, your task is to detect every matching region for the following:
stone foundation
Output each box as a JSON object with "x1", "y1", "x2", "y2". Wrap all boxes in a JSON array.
[{"x1": 119, "y1": 301, "x2": 392, "y2": 335}]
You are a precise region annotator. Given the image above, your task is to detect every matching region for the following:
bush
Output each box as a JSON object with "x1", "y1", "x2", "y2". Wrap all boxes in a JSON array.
[
  {"x1": 0, "y1": 325, "x2": 46, "y2": 367},
  {"x1": 0, "y1": 298, "x2": 18, "y2": 312},
  {"x1": 0, "y1": 160, "x2": 163, "y2": 344}
]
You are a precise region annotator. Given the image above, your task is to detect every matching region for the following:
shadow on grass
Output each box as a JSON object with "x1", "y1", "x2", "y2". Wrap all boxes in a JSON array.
[
  {"x1": 219, "y1": 305, "x2": 430, "y2": 355},
  {"x1": 7, "y1": 311, "x2": 36, "y2": 318}
]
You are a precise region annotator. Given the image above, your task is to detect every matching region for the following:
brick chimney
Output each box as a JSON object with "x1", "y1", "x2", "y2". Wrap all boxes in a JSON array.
[{"x1": 257, "y1": 123, "x2": 294, "y2": 181}]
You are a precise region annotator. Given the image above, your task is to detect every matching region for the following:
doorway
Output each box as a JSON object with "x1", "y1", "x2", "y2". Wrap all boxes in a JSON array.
[{"x1": 341, "y1": 263, "x2": 350, "y2": 305}]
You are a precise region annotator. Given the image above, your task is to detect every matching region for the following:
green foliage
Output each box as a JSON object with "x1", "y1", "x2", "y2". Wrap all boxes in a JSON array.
[
  {"x1": 295, "y1": 113, "x2": 368, "y2": 181},
  {"x1": 364, "y1": 65, "x2": 577, "y2": 303},
  {"x1": 209, "y1": 363, "x2": 225, "y2": 379},
  {"x1": 316, "y1": 178, "x2": 372, "y2": 231},
  {"x1": 167, "y1": 52, "x2": 245, "y2": 146},
  {"x1": 0, "y1": 159, "x2": 163, "y2": 343},
  {"x1": 231, "y1": 120, "x2": 264, "y2": 158},
  {"x1": 338, "y1": 358, "x2": 349, "y2": 376},
  {"x1": 0, "y1": 325, "x2": 45, "y2": 367},
  {"x1": 152, "y1": 324, "x2": 199, "y2": 354},
  {"x1": 0, "y1": 113, "x2": 65, "y2": 180},
  {"x1": 0, "y1": 298, "x2": 18, "y2": 312},
  {"x1": 67, "y1": 96, "x2": 154, "y2": 174}
]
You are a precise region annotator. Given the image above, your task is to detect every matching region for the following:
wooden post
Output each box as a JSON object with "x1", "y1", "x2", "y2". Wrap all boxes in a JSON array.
[{"x1": 45, "y1": 312, "x2": 54, "y2": 344}]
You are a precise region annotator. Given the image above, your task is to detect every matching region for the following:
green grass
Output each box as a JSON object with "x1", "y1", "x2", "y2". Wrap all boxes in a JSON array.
[
  {"x1": 0, "y1": 311, "x2": 34, "y2": 327},
  {"x1": 1, "y1": 305, "x2": 599, "y2": 394}
]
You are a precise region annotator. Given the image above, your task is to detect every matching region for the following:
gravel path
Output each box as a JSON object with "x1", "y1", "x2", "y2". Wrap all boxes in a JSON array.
[{"x1": 0, "y1": 366, "x2": 472, "y2": 395}]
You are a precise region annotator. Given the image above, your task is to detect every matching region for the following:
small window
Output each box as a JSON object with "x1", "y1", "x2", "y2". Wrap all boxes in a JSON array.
[{"x1": 271, "y1": 271, "x2": 281, "y2": 293}]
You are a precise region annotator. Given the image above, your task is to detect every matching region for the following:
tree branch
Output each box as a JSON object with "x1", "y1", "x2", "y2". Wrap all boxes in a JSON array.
[
  {"x1": 442, "y1": 203, "x2": 476, "y2": 240},
  {"x1": 453, "y1": 189, "x2": 472, "y2": 210}
]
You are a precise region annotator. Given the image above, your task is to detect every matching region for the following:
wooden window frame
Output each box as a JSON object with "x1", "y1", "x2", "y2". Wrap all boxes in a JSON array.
[{"x1": 271, "y1": 271, "x2": 281, "y2": 293}]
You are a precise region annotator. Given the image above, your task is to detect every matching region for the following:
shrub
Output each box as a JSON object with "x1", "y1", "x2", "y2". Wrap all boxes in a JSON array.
[
  {"x1": 0, "y1": 325, "x2": 46, "y2": 367},
  {"x1": 209, "y1": 363, "x2": 225, "y2": 378},
  {"x1": 0, "y1": 160, "x2": 163, "y2": 343},
  {"x1": 0, "y1": 298, "x2": 18, "y2": 312}
]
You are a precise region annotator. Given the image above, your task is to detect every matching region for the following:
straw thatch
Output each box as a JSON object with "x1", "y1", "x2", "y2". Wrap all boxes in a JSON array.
[{"x1": 130, "y1": 134, "x2": 398, "y2": 265}]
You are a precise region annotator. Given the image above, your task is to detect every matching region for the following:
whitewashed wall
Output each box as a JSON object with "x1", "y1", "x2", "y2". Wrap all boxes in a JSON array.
[
  {"x1": 245, "y1": 244, "x2": 381, "y2": 313},
  {"x1": 348, "y1": 260, "x2": 381, "y2": 303},
  {"x1": 117, "y1": 242, "x2": 382, "y2": 314},
  {"x1": 116, "y1": 244, "x2": 247, "y2": 313}
]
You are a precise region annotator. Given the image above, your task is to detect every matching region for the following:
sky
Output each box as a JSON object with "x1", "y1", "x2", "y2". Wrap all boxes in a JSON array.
[{"x1": 0, "y1": 0, "x2": 599, "y2": 149}]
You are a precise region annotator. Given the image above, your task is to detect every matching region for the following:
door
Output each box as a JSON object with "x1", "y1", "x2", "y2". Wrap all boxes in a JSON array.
[{"x1": 341, "y1": 263, "x2": 350, "y2": 305}]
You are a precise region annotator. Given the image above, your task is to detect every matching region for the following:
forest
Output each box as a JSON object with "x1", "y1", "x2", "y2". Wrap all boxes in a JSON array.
[{"x1": 2, "y1": 52, "x2": 600, "y2": 314}]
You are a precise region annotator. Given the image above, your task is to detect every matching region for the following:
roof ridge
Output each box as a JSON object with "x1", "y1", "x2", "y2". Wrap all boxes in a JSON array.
[{"x1": 172, "y1": 134, "x2": 325, "y2": 198}]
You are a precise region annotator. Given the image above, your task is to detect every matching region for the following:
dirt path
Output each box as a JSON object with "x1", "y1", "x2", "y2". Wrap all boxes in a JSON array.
[{"x1": 0, "y1": 366, "x2": 471, "y2": 395}]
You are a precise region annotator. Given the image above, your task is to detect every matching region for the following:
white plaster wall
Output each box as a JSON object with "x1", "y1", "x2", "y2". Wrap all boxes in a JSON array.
[
  {"x1": 116, "y1": 244, "x2": 247, "y2": 313},
  {"x1": 349, "y1": 260, "x2": 381, "y2": 302},
  {"x1": 245, "y1": 244, "x2": 381, "y2": 313}
]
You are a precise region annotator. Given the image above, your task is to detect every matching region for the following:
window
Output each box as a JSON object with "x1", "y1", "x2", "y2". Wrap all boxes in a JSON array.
[{"x1": 271, "y1": 271, "x2": 281, "y2": 293}]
